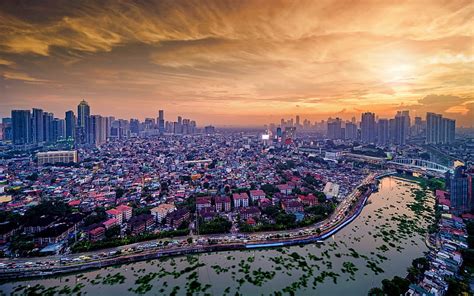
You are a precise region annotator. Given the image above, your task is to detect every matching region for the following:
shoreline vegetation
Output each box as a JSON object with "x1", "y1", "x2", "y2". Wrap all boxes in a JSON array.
[
  {"x1": 368, "y1": 174, "x2": 444, "y2": 296},
  {"x1": 1, "y1": 176, "x2": 433, "y2": 295}
]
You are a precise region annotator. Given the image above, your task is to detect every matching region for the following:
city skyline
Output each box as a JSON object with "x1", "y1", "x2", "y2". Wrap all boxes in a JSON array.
[{"x1": 0, "y1": 1, "x2": 473, "y2": 127}]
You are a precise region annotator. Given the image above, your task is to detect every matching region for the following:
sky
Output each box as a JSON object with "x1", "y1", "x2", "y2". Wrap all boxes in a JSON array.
[{"x1": 0, "y1": 0, "x2": 473, "y2": 127}]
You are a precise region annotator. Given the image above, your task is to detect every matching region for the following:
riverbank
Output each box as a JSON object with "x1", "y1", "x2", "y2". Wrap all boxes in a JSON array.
[
  {"x1": 0, "y1": 179, "x2": 374, "y2": 281},
  {"x1": 0, "y1": 176, "x2": 431, "y2": 296}
]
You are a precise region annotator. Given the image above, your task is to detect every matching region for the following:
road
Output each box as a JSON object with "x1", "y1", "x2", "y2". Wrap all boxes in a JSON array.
[{"x1": 0, "y1": 173, "x2": 376, "y2": 278}]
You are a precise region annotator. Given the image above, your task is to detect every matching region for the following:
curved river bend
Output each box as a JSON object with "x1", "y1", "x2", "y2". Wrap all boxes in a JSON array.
[{"x1": 0, "y1": 177, "x2": 433, "y2": 295}]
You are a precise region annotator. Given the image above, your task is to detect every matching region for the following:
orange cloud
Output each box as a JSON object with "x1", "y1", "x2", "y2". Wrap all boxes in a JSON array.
[{"x1": 0, "y1": 0, "x2": 473, "y2": 126}]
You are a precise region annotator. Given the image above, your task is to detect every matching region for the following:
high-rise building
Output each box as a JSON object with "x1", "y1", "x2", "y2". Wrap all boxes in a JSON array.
[
  {"x1": 377, "y1": 119, "x2": 390, "y2": 146},
  {"x1": 360, "y1": 112, "x2": 376, "y2": 143},
  {"x1": 295, "y1": 115, "x2": 300, "y2": 127},
  {"x1": 327, "y1": 118, "x2": 342, "y2": 140},
  {"x1": 89, "y1": 115, "x2": 107, "y2": 146},
  {"x1": 158, "y1": 110, "x2": 165, "y2": 133},
  {"x1": 43, "y1": 112, "x2": 54, "y2": 143},
  {"x1": 12, "y1": 110, "x2": 32, "y2": 145},
  {"x1": 65, "y1": 110, "x2": 76, "y2": 140},
  {"x1": 344, "y1": 122, "x2": 358, "y2": 140},
  {"x1": 32, "y1": 108, "x2": 44, "y2": 144},
  {"x1": 204, "y1": 125, "x2": 216, "y2": 134},
  {"x1": 77, "y1": 100, "x2": 90, "y2": 144},
  {"x1": 450, "y1": 166, "x2": 469, "y2": 215},
  {"x1": 1, "y1": 118, "x2": 12, "y2": 141},
  {"x1": 441, "y1": 118, "x2": 455, "y2": 144},
  {"x1": 130, "y1": 119, "x2": 140, "y2": 135},
  {"x1": 394, "y1": 113, "x2": 407, "y2": 145},
  {"x1": 52, "y1": 118, "x2": 66, "y2": 141},
  {"x1": 426, "y1": 112, "x2": 455, "y2": 144},
  {"x1": 396, "y1": 110, "x2": 410, "y2": 138}
]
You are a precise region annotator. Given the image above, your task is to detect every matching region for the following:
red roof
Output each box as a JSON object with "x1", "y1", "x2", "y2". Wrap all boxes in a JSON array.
[
  {"x1": 116, "y1": 205, "x2": 132, "y2": 212},
  {"x1": 250, "y1": 190, "x2": 265, "y2": 197},
  {"x1": 106, "y1": 209, "x2": 120, "y2": 216},
  {"x1": 246, "y1": 217, "x2": 256, "y2": 225},
  {"x1": 233, "y1": 193, "x2": 248, "y2": 200},
  {"x1": 90, "y1": 227, "x2": 105, "y2": 235},
  {"x1": 68, "y1": 200, "x2": 81, "y2": 206},
  {"x1": 103, "y1": 218, "x2": 118, "y2": 227},
  {"x1": 462, "y1": 213, "x2": 474, "y2": 220},
  {"x1": 196, "y1": 197, "x2": 211, "y2": 204}
]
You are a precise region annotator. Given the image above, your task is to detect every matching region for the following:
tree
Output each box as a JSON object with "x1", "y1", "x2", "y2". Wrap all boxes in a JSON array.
[
  {"x1": 115, "y1": 187, "x2": 125, "y2": 199},
  {"x1": 26, "y1": 173, "x2": 38, "y2": 182},
  {"x1": 367, "y1": 287, "x2": 384, "y2": 296},
  {"x1": 105, "y1": 225, "x2": 121, "y2": 238}
]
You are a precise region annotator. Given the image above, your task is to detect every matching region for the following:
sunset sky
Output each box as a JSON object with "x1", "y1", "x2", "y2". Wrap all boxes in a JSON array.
[{"x1": 0, "y1": 0, "x2": 473, "y2": 127}]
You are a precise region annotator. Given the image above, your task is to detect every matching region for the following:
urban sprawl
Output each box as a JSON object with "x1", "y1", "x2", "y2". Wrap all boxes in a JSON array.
[{"x1": 0, "y1": 100, "x2": 473, "y2": 296}]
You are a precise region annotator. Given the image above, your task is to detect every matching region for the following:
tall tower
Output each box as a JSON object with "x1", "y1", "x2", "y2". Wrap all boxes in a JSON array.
[
  {"x1": 361, "y1": 112, "x2": 376, "y2": 143},
  {"x1": 377, "y1": 119, "x2": 389, "y2": 146},
  {"x1": 394, "y1": 113, "x2": 407, "y2": 146},
  {"x1": 32, "y1": 108, "x2": 44, "y2": 144},
  {"x1": 77, "y1": 100, "x2": 90, "y2": 144},
  {"x1": 65, "y1": 110, "x2": 76, "y2": 140},
  {"x1": 11, "y1": 110, "x2": 32, "y2": 145},
  {"x1": 158, "y1": 110, "x2": 165, "y2": 134}
]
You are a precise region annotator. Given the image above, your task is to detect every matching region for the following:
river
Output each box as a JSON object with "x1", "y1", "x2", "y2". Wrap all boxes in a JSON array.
[{"x1": 0, "y1": 177, "x2": 434, "y2": 295}]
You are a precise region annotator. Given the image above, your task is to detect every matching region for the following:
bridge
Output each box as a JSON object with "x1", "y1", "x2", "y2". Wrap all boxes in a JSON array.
[{"x1": 387, "y1": 158, "x2": 453, "y2": 175}]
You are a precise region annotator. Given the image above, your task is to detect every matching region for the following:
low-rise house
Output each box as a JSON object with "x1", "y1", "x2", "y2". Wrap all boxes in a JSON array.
[
  {"x1": 201, "y1": 210, "x2": 217, "y2": 222},
  {"x1": 298, "y1": 194, "x2": 317, "y2": 206},
  {"x1": 103, "y1": 218, "x2": 119, "y2": 230},
  {"x1": 166, "y1": 208, "x2": 191, "y2": 228},
  {"x1": 106, "y1": 209, "x2": 123, "y2": 224},
  {"x1": 89, "y1": 226, "x2": 105, "y2": 242},
  {"x1": 233, "y1": 193, "x2": 249, "y2": 208},
  {"x1": 151, "y1": 203, "x2": 176, "y2": 223},
  {"x1": 282, "y1": 200, "x2": 304, "y2": 214},
  {"x1": 215, "y1": 196, "x2": 231, "y2": 212},
  {"x1": 196, "y1": 196, "x2": 212, "y2": 211},
  {"x1": 249, "y1": 190, "x2": 265, "y2": 202},
  {"x1": 128, "y1": 214, "x2": 155, "y2": 236},
  {"x1": 34, "y1": 223, "x2": 75, "y2": 247},
  {"x1": 239, "y1": 206, "x2": 261, "y2": 220},
  {"x1": 116, "y1": 204, "x2": 133, "y2": 221},
  {"x1": 258, "y1": 197, "x2": 272, "y2": 209},
  {"x1": 276, "y1": 184, "x2": 292, "y2": 195}
]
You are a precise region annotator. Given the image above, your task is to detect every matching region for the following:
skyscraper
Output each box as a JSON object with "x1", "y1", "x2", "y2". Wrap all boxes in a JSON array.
[
  {"x1": 450, "y1": 166, "x2": 469, "y2": 215},
  {"x1": 32, "y1": 108, "x2": 44, "y2": 144},
  {"x1": 11, "y1": 110, "x2": 32, "y2": 145},
  {"x1": 43, "y1": 112, "x2": 54, "y2": 143},
  {"x1": 77, "y1": 100, "x2": 90, "y2": 144},
  {"x1": 377, "y1": 119, "x2": 389, "y2": 146},
  {"x1": 65, "y1": 110, "x2": 76, "y2": 140},
  {"x1": 344, "y1": 122, "x2": 358, "y2": 140},
  {"x1": 327, "y1": 118, "x2": 342, "y2": 140},
  {"x1": 1, "y1": 118, "x2": 12, "y2": 141},
  {"x1": 158, "y1": 110, "x2": 165, "y2": 134},
  {"x1": 394, "y1": 113, "x2": 407, "y2": 146},
  {"x1": 89, "y1": 115, "x2": 107, "y2": 146},
  {"x1": 77, "y1": 100, "x2": 90, "y2": 128},
  {"x1": 426, "y1": 112, "x2": 455, "y2": 144},
  {"x1": 360, "y1": 112, "x2": 376, "y2": 143},
  {"x1": 52, "y1": 118, "x2": 65, "y2": 141},
  {"x1": 396, "y1": 110, "x2": 410, "y2": 138},
  {"x1": 441, "y1": 118, "x2": 455, "y2": 144}
]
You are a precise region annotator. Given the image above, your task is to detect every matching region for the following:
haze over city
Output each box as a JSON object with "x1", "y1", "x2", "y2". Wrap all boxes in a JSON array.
[{"x1": 0, "y1": 0, "x2": 473, "y2": 126}]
